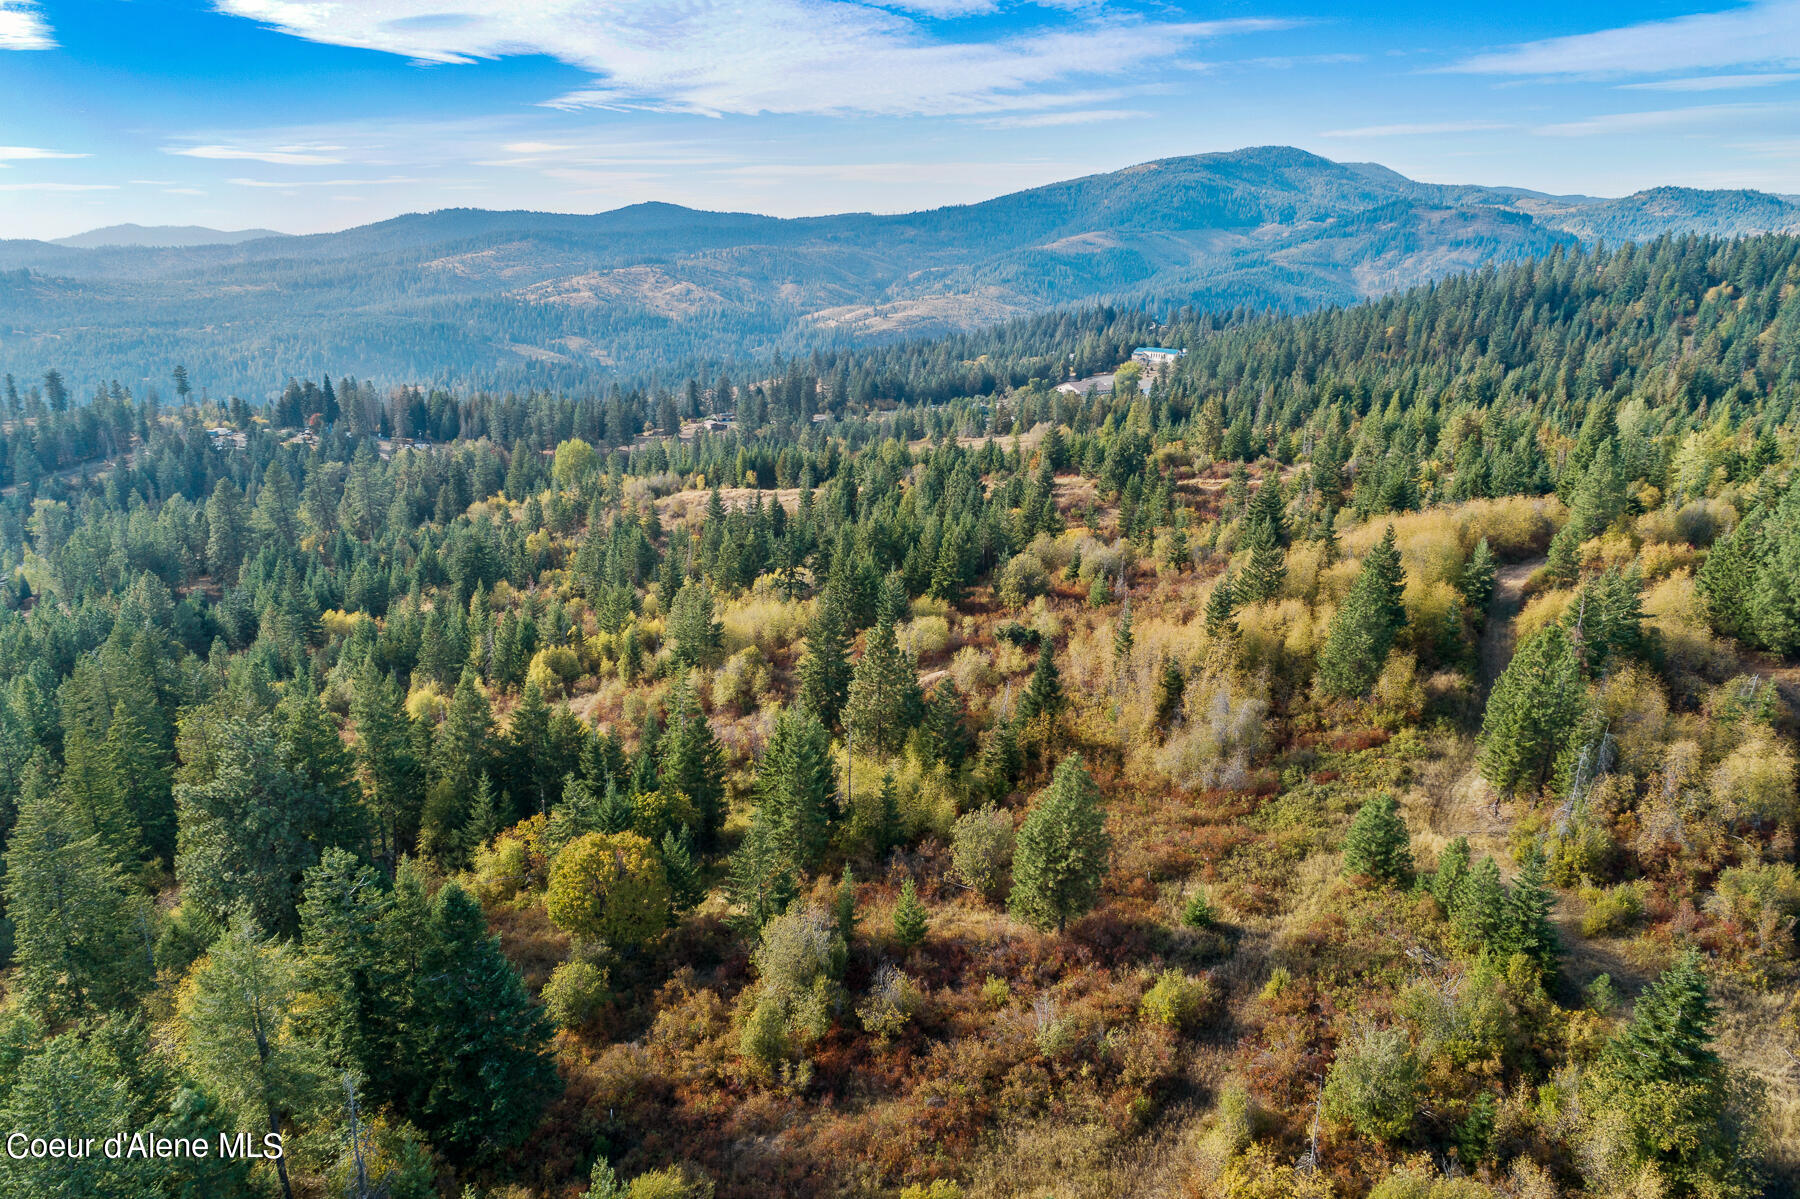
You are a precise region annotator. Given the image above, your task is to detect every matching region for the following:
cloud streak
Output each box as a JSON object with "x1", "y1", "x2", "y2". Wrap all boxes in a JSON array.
[
  {"x1": 168, "y1": 143, "x2": 348, "y2": 165},
  {"x1": 0, "y1": 0, "x2": 52, "y2": 50},
  {"x1": 1533, "y1": 102, "x2": 1788, "y2": 136},
  {"x1": 0, "y1": 145, "x2": 87, "y2": 161},
  {"x1": 1320, "y1": 121, "x2": 1508, "y2": 138},
  {"x1": 1621, "y1": 72, "x2": 1800, "y2": 91},
  {"x1": 1453, "y1": 0, "x2": 1800, "y2": 78},
  {"x1": 215, "y1": 1, "x2": 1292, "y2": 118}
]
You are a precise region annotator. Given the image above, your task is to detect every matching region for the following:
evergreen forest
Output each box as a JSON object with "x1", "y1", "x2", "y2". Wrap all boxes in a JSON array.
[{"x1": 2, "y1": 232, "x2": 1800, "y2": 1199}]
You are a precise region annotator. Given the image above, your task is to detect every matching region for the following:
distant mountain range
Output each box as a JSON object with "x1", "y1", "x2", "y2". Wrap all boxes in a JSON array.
[
  {"x1": 49, "y1": 224, "x2": 288, "y2": 249},
  {"x1": 4, "y1": 146, "x2": 1799, "y2": 396}
]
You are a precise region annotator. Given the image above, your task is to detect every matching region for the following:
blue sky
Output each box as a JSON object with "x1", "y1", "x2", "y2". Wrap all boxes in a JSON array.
[{"x1": 2, "y1": 0, "x2": 1798, "y2": 239}]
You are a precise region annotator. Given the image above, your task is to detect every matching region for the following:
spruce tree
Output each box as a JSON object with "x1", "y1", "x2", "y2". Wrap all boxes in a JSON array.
[
  {"x1": 1153, "y1": 657, "x2": 1187, "y2": 730},
  {"x1": 1317, "y1": 525, "x2": 1407, "y2": 698},
  {"x1": 1478, "y1": 623, "x2": 1584, "y2": 794},
  {"x1": 1010, "y1": 755, "x2": 1111, "y2": 932},
  {"x1": 177, "y1": 914, "x2": 326, "y2": 1199},
  {"x1": 3, "y1": 794, "x2": 154, "y2": 1024},
  {"x1": 729, "y1": 803, "x2": 799, "y2": 934},
  {"x1": 1449, "y1": 856, "x2": 1508, "y2": 955},
  {"x1": 759, "y1": 705, "x2": 836, "y2": 867},
  {"x1": 978, "y1": 718, "x2": 1023, "y2": 803},
  {"x1": 846, "y1": 616, "x2": 917, "y2": 755},
  {"x1": 1113, "y1": 601, "x2": 1135, "y2": 669},
  {"x1": 798, "y1": 597, "x2": 853, "y2": 729},
  {"x1": 1430, "y1": 836, "x2": 1471, "y2": 909},
  {"x1": 1460, "y1": 537, "x2": 1496, "y2": 611},
  {"x1": 1340, "y1": 793, "x2": 1412, "y2": 884},
  {"x1": 1589, "y1": 949, "x2": 1751, "y2": 1194},
  {"x1": 352, "y1": 662, "x2": 420, "y2": 867},
  {"x1": 834, "y1": 866, "x2": 858, "y2": 943},
  {"x1": 1502, "y1": 845, "x2": 1559, "y2": 980},
  {"x1": 892, "y1": 877, "x2": 928, "y2": 949},
  {"x1": 1017, "y1": 643, "x2": 1065, "y2": 725},
  {"x1": 667, "y1": 579, "x2": 723, "y2": 669},
  {"x1": 297, "y1": 849, "x2": 395, "y2": 1078},
  {"x1": 404, "y1": 884, "x2": 559, "y2": 1162},
  {"x1": 660, "y1": 826, "x2": 704, "y2": 914},
  {"x1": 660, "y1": 680, "x2": 726, "y2": 844}
]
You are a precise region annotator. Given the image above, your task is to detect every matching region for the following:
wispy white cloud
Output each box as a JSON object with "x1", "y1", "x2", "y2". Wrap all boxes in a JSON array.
[
  {"x1": 168, "y1": 144, "x2": 347, "y2": 165},
  {"x1": 1320, "y1": 120, "x2": 1508, "y2": 138},
  {"x1": 1622, "y1": 71, "x2": 1800, "y2": 91},
  {"x1": 214, "y1": 1, "x2": 1293, "y2": 118},
  {"x1": 1535, "y1": 102, "x2": 1787, "y2": 136},
  {"x1": 0, "y1": 0, "x2": 52, "y2": 50},
  {"x1": 228, "y1": 175, "x2": 420, "y2": 188},
  {"x1": 0, "y1": 144, "x2": 86, "y2": 160},
  {"x1": 0, "y1": 182, "x2": 115, "y2": 191},
  {"x1": 979, "y1": 108, "x2": 1149, "y2": 128},
  {"x1": 1453, "y1": 0, "x2": 1800, "y2": 77}
]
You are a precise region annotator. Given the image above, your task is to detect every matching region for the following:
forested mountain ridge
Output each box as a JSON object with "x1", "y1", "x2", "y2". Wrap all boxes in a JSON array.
[
  {"x1": 5, "y1": 146, "x2": 1800, "y2": 398},
  {"x1": 1, "y1": 233, "x2": 1800, "y2": 1198},
  {"x1": 49, "y1": 224, "x2": 290, "y2": 250}
]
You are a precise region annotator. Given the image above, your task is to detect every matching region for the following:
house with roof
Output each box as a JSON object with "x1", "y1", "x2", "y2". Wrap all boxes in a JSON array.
[{"x1": 1132, "y1": 347, "x2": 1185, "y2": 369}]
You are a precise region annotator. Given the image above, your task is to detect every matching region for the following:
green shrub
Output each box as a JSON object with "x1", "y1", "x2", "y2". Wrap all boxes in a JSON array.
[
  {"x1": 542, "y1": 960, "x2": 610, "y2": 1030},
  {"x1": 1579, "y1": 881, "x2": 1646, "y2": 938},
  {"x1": 1322, "y1": 1025, "x2": 1422, "y2": 1142},
  {"x1": 1140, "y1": 968, "x2": 1209, "y2": 1031}
]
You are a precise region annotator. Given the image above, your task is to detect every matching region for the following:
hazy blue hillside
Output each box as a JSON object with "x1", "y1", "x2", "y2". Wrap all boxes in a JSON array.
[
  {"x1": 3, "y1": 146, "x2": 1798, "y2": 397},
  {"x1": 49, "y1": 224, "x2": 289, "y2": 249}
]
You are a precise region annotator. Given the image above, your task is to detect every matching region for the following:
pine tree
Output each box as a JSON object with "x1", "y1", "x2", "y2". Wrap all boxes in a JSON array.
[
  {"x1": 660, "y1": 826, "x2": 704, "y2": 914},
  {"x1": 798, "y1": 597, "x2": 853, "y2": 729},
  {"x1": 834, "y1": 866, "x2": 858, "y2": 944},
  {"x1": 1112, "y1": 600, "x2": 1135, "y2": 670},
  {"x1": 1449, "y1": 856, "x2": 1507, "y2": 955},
  {"x1": 1478, "y1": 623, "x2": 1584, "y2": 794},
  {"x1": 1017, "y1": 643, "x2": 1065, "y2": 725},
  {"x1": 660, "y1": 680, "x2": 725, "y2": 844},
  {"x1": 729, "y1": 803, "x2": 799, "y2": 934},
  {"x1": 1340, "y1": 793, "x2": 1412, "y2": 884},
  {"x1": 667, "y1": 579, "x2": 723, "y2": 669},
  {"x1": 846, "y1": 616, "x2": 917, "y2": 755},
  {"x1": 402, "y1": 883, "x2": 560, "y2": 1161},
  {"x1": 1460, "y1": 537, "x2": 1496, "y2": 611},
  {"x1": 177, "y1": 913, "x2": 327, "y2": 1199},
  {"x1": 1430, "y1": 836, "x2": 1471, "y2": 909},
  {"x1": 978, "y1": 718, "x2": 1023, "y2": 803},
  {"x1": 1009, "y1": 755, "x2": 1112, "y2": 933},
  {"x1": 892, "y1": 877, "x2": 928, "y2": 949},
  {"x1": 1588, "y1": 949, "x2": 1751, "y2": 1193},
  {"x1": 1501, "y1": 845, "x2": 1559, "y2": 980},
  {"x1": 758, "y1": 705, "x2": 836, "y2": 867},
  {"x1": 1317, "y1": 525, "x2": 1407, "y2": 698},
  {"x1": 1238, "y1": 542, "x2": 1287, "y2": 605},
  {"x1": 3, "y1": 794, "x2": 154, "y2": 1023}
]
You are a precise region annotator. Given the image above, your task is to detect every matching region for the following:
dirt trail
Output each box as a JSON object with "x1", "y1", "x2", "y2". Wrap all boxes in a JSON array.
[
  {"x1": 1425, "y1": 557, "x2": 1544, "y2": 842},
  {"x1": 1477, "y1": 558, "x2": 1542, "y2": 699}
]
